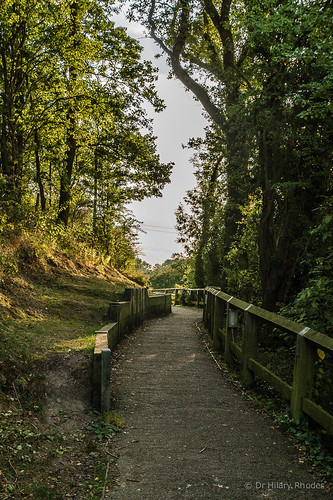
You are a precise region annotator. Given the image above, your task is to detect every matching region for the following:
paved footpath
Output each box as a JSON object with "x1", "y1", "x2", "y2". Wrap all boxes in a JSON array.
[{"x1": 107, "y1": 307, "x2": 329, "y2": 499}]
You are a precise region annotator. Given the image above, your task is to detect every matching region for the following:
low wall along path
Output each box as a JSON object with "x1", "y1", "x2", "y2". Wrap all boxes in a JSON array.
[{"x1": 106, "y1": 307, "x2": 328, "y2": 499}]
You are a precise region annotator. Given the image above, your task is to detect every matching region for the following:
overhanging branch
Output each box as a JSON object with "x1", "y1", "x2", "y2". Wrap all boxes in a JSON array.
[{"x1": 147, "y1": 0, "x2": 227, "y2": 129}]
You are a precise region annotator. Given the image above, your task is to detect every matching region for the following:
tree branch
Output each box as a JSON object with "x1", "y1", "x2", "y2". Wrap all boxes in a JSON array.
[
  {"x1": 183, "y1": 51, "x2": 224, "y2": 81},
  {"x1": 148, "y1": 0, "x2": 172, "y2": 57},
  {"x1": 147, "y1": 0, "x2": 226, "y2": 129},
  {"x1": 202, "y1": 0, "x2": 235, "y2": 70}
]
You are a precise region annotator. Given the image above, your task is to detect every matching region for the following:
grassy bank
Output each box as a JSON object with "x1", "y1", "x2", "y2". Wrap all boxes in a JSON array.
[{"x1": 0, "y1": 234, "x2": 135, "y2": 498}]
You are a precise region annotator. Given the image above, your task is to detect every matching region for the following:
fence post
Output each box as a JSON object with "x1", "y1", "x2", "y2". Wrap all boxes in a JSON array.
[
  {"x1": 290, "y1": 332, "x2": 316, "y2": 420},
  {"x1": 241, "y1": 310, "x2": 258, "y2": 386},
  {"x1": 206, "y1": 291, "x2": 211, "y2": 329},
  {"x1": 134, "y1": 288, "x2": 140, "y2": 325},
  {"x1": 125, "y1": 288, "x2": 134, "y2": 326},
  {"x1": 143, "y1": 287, "x2": 149, "y2": 320},
  {"x1": 213, "y1": 295, "x2": 224, "y2": 352},
  {"x1": 209, "y1": 292, "x2": 215, "y2": 338},
  {"x1": 139, "y1": 288, "x2": 144, "y2": 324},
  {"x1": 101, "y1": 349, "x2": 111, "y2": 413},
  {"x1": 224, "y1": 303, "x2": 233, "y2": 365},
  {"x1": 109, "y1": 302, "x2": 121, "y2": 340},
  {"x1": 203, "y1": 290, "x2": 208, "y2": 326}
]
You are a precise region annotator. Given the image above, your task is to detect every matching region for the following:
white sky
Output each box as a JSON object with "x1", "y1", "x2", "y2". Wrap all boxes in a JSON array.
[{"x1": 113, "y1": 13, "x2": 208, "y2": 265}]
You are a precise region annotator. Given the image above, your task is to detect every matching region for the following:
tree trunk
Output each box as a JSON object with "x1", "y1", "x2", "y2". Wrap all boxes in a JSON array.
[
  {"x1": 57, "y1": 109, "x2": 76, "y2": 225},
  {"x1": 1, "y1": 54, "x2": 10, "y2": 178},
  {"x1": 34, "y1": 128, "x2": 46, "y2": 211},
  {"x1": 0, "y1": 4, "x2": 29, "y2": 217},
  {"x1": 57, "y1": 1, "x2": 78, "y2": 226},
  {"x1": 49, "y1": 161, "x2": 52, "y2": 206},
  {"x1": 93, "y1": 150, "x2": 98, "y2": 237},
  {"x1": 257, "y1": 128, "x2": 301, "y2": 311}
]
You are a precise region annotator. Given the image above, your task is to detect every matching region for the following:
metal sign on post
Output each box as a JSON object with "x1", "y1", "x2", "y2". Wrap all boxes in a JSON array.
[
  {"x1": 228, "y1": 309, "x2": 238, "y2": 328},
  {"x1": 295, "y1": 327, "x2": 310, "y2": 356}
]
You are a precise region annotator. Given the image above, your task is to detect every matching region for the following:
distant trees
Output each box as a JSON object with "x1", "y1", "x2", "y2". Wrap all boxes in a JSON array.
[
  {"x1": 147, "y1": 254, "x2": 194, "y2": 289},
  {"x1": 0, "y1": 0, "x2": 172, "y2": 267},
  {"x1": 175, "y1": 130, "x2": 227, "y2": 288},
  {"x1": 130, "y1": 0, "x2": 333, "y2": 312}
]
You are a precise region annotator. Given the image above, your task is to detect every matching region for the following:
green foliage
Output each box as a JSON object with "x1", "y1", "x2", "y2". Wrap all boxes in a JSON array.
[
  {"x1": 0, "y1": 0, "x2": 172, "y2": 267},
  {"x1": 88, "y1": 411, "x2": 125, "y2": 439},
  {"x1": 148, "y1": 254, "x2": 195, "y2": 289},
  {"x1": 0, "y1": 408, "x2": 42, "y2": 498},
  {"x1": 283, "y1": 418, "x2": 333, "y2": 482},
  {"x1": 131, "y1": 0, "x2": 332, "y2": 313},
  {"x1": 122, "y1": 268, "x2": 149, "y2": 286},
  {"x1": 225, "y1": 194, "x2": 262, "y2": 303},
  {"x1": 102, "y1": 411, "x2": 126, "y2": 430},
  {"x1": 281, "y1": 200, "x2": 333, "y2": 335},
  {"x1": 121, "y1": 259, "x2": 150, "y2": 286},
  {"x1": 175, "y1": 129, "x2": 227, "y2": 288}
]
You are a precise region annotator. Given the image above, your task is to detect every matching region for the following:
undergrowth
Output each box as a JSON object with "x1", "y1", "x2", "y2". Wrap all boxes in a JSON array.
[
  {"x1": 0, "y1": 225, "x2": 135, "y2": 498},
  {"x1": 0, "y1": 405, "x2": 123, "y2": 499}
]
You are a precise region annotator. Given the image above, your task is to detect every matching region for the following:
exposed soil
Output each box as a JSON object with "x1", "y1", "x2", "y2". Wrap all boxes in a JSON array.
[
  {"x1": 34, "y1": 350, "x2": 113, "y2": 499},
  {"x1": 0, "y1": 248, "x2": 331, "y2": 499},
  {"x1": 44, "y1": 351, "x2": 92, "y2": 435},
  {"x1": 0, "y1": 253, "x2": 134, "y2": 499}
]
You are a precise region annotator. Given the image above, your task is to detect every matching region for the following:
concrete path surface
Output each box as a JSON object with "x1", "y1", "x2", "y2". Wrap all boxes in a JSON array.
[{"x1": 107, "y1": 307, "x2": 328, "y2": 499}]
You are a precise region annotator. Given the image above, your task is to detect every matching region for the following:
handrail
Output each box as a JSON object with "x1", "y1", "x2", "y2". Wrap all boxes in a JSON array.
[
  {"x1": 150, "y1": 288, "x2": 205, "y2": 292},
  {"x1": 206, "y1": 287, "x2": 333, "y2": 352},
  {"x1": 94, "y1": 285, "x2": 333, "y2": 432},
  {"x1": 150, "y1": 287, "x2": 205, "y2": 307},
  {"x1": 203, "y1": 287, "x2": 333, "y2": 434}
]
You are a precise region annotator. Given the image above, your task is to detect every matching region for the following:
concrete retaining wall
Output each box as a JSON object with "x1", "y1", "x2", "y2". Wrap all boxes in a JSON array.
[
  {"x1": 145, "y1": 294, "x2": 172, "y2": 318},
  {"x1": 93, "y1": 288, "x2": 171, "y2": 411}
]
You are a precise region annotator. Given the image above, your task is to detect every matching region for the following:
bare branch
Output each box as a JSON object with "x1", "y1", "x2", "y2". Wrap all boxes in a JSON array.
[{"x1": 148, "y1": 0, "x2": 172, "y2": 57}]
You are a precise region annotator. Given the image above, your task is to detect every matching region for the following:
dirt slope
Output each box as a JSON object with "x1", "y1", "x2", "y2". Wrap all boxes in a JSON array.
[{"x1": 0, "y1": 252, "x2": 136, "y2": 498}]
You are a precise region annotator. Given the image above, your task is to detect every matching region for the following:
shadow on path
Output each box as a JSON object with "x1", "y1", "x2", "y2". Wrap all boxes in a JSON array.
[{"x1": 107, "y1": 307, "x2": 328, "y2": 499}]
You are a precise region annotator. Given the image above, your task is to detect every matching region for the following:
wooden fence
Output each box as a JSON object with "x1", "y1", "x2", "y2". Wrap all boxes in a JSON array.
[
  {"x1": 150, "y1": 288, "x2": 205, "y2": 307},
  {"x1": 95, "y1": 285, "x2": 332, "y2": 433},
  {"x1": 204, "y1": 287, "x2": 333, "y2": 434},
  {"x1": 93, "y1": 288, "x2": 172, "y2": 412}
]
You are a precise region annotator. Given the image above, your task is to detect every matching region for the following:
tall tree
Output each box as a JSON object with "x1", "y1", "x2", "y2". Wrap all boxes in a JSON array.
[
  {"x1": 57, "y1": 0, "x2": 79, "y2": 225},
  {"x1": 130, "y1": 0, "x2": 332, "y2": 309},
  {"x1": 175, "y1": 130, "x2": 227, "y2": 287},
  {"x1": 0, "y1": 0, "x2": 38, "y2": 212},
  {"x1": 129, "y1": 0, "x2": 252, "y2": 277},
  {"x1": 0, "y1": 0, "x2": 172, "y2": 266},
  {"x1": 246, "y1": 0, "x2": 333, "y2": 309}
]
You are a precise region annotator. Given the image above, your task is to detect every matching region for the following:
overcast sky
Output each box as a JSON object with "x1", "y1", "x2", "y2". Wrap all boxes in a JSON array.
[{"x1": 113, "y1": 13, "x2": 208, "y2": 265}]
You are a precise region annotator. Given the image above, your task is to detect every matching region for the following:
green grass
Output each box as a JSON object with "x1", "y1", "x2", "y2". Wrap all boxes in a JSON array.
[
  {"x1": 0, "y1": 260, "x2": 133, "y2": 498},
  {"x1": 0, "y1": 274, "x2": 126, "y2": 356}
]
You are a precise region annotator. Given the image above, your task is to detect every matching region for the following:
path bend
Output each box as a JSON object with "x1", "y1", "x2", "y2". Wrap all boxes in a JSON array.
[{"x1": 107, "y1": 307, "x2": 328, "y2": 499}]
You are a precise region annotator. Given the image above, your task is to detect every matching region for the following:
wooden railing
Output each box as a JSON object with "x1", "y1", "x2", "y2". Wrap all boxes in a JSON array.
[
  {"x1": 204, "y1": 287, "x2": 333, "y2": 434},
  {"x1": 96, "y1": 285, "x2": 332, "y2": 432},
  {"x1": 150, "y1": 288, "x2": 205, "y2": 307}
]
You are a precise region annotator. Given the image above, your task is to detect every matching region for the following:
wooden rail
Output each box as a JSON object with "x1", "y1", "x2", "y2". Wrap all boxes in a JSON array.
[
  {"x1": 203, "y1": 286, "x2": 333, "y2": 434},
  {"x1": 107, "y1": 286, "x2": 332, "y2": 433},
  {"x1": 150, "y1": 288, "x2": 205, "y2": 307}
]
